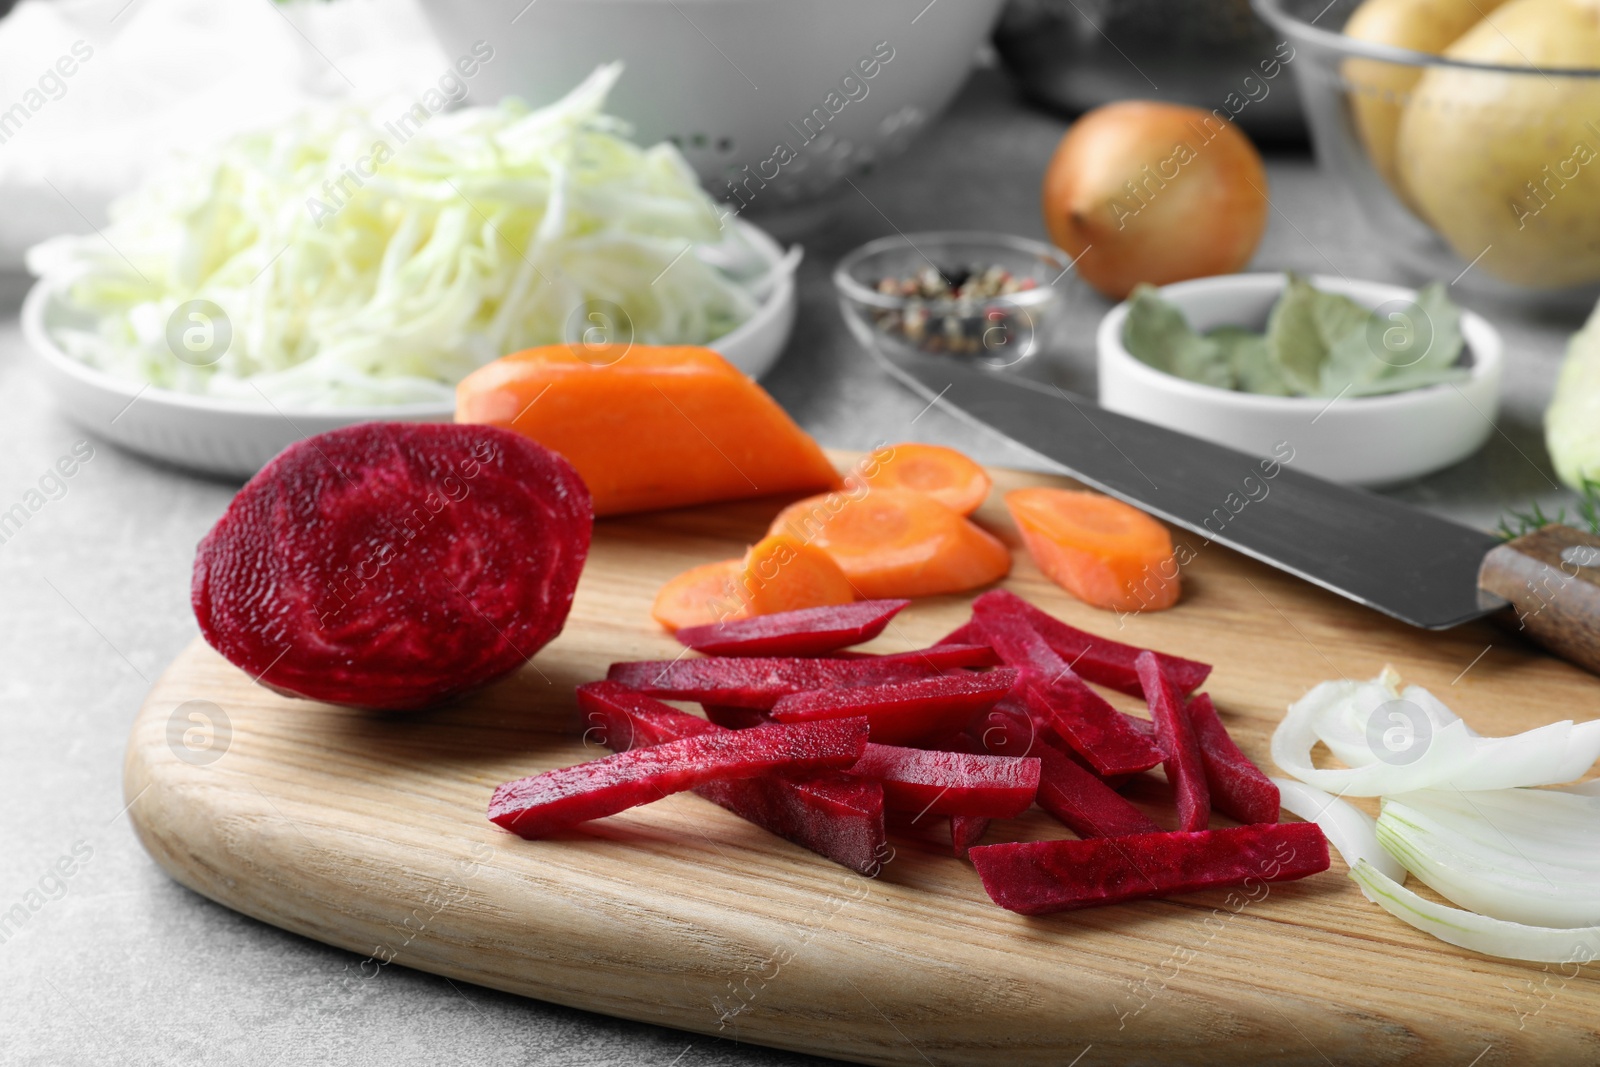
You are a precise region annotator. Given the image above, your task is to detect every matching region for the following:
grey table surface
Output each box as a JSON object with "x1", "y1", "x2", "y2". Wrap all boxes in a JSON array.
[{"x1": 1, "y1": 67, "x2": 1591, "y2": 1067}]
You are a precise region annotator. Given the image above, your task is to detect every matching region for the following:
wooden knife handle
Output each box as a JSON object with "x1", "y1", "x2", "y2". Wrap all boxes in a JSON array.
[{"x1": 1479, "y1": 523, "x2": 1600, "y2": 675}]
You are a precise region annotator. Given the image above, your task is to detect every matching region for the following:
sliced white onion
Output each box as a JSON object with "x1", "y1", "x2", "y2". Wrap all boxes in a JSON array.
[
  {"x1": 1378, "y1": 791, "x2": 1600, "y2": 927},
  {"x1": 1271, "y1": 669, "x2": 1600, "y2": 796},
  {"x1": 1270, "y1": 776, "x2": 1407, "y2": 886},
  {"x1": 1351, "y1": 859, "x2": 1600, "y2": 964}
]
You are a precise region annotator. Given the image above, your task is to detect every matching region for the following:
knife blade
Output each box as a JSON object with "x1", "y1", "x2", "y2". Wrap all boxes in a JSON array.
[{"x1": 879, "y1": 348, "x2": 1507, "y2": 630}]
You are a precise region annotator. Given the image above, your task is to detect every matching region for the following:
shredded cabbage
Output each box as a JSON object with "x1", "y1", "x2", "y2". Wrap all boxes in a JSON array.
[{"x1": 27, "y1": 64, "x2": 764, "y2": 408}]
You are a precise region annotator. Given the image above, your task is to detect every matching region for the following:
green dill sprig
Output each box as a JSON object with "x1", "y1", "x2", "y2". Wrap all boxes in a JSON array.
[{"x1": 1497, "y1": 478, "x2": 1600, "y2": 540}]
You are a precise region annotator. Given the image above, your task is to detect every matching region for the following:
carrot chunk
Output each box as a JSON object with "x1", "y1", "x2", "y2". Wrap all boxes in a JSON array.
[
  {"x1": 970, "y1": 823, "x2": 1331, "y2": 915},
  {"x1": 456, "y1": 344, "x2": 841, "y2": 516},
  {"x1": 1005, "y1": 487, "x2": 1180, "y2": 612},
  {"x1": 769, "y1": 488, "x2": 1011, "y2": 600},
  {"x1": 855, "y1": 443, "x2": 992, "y2": 516},
  {"x1": 652, "y1": 559, "x2": 746, "y2": 631}
]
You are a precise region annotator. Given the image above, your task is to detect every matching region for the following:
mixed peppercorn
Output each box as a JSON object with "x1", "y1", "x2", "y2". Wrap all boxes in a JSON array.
[{"x1": 871, "y1": 264, "x2": 1039, "y2": 357}]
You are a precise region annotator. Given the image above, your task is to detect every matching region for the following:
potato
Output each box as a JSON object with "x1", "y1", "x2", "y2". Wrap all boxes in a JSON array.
[
  {"x1": 1342, "y1": 0, "x2": 1509, "y2": 200},
  {"x1": 1397, "y1": 0, "x2": 1600, "y2": 287}
]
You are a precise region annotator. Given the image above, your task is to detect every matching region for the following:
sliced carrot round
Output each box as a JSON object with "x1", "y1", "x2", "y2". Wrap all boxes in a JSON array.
[
  {"x1": 652, "y1": 558, "x2": 746, "y2": 631},
  {"x1": 769, "y1": 488, "x2": 1011, "y2": 600},
  {"x1": 856, "y1": 443, "x2": 992, "y2": 516},
  {"x1": 1004, "y1": 487, "x2": 1179, "y2": 613},
  {"x1": 740, "y1": 534, "x2": 856, "y2": 616}
]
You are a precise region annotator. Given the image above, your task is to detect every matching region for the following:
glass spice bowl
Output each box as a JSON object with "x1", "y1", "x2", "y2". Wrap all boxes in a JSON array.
[{"x1": 832, "y1": 231, "x2": 1070, "y2": 370}]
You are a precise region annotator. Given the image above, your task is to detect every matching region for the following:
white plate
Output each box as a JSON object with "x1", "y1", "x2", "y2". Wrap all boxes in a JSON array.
[
  {"x1": 1096, "y1": 273, "x2": 1504, "y2": 486},
  {"x1": 22, "y1": 219, "x2": 796, "y2": 480}
]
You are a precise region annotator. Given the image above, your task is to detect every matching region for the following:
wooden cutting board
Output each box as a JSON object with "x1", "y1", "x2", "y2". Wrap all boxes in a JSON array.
[{"x1": 124, "y1": 458, "x2": 1600, "y2": 1066}]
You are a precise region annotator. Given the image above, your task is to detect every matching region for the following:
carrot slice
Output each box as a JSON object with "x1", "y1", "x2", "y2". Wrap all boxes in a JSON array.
[
  {"x1": 740, "y1": 534, "x2": 856, "y2": 616},
  {"x1": 855, "y1": 443, "x2": 992, "y2": 516},
  {"x1": 652, "y1": 536, "x2": 854, "y2": 632},
  {"x1": 652, "y1": 559, "x2": 746, "y2": 631},
  {"x1": 1004, "y1": 487, "x2": 1180, "y2": 612},
  {"x1": 456, "y1": 344, "x2": 841, "y2": 516},
  {"x1": 769, "y1": 488, "x2": 1010, "y2": 599}
]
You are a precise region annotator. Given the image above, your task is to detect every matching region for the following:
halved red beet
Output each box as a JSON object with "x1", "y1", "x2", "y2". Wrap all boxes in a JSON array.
[
  {"x1": 971, "y1": 589, "x2": 1210, "y2": 697},
  {"x1": 1138, "y1": 652, "x2": 1211, "y2": 832},
  {"x1": 977, "y1": 702, "x2": 1159, "y2": 839},
  {"x1": 489, "y1": 716, "x2": 869, "y2": 839},
  {"x1": 768, "y1": 669, "x2": 1018, "y2": 744},
  {"x1": 850, "y1": 743, "x2": 1040, "y2": 818},
  {"x1": 606, "y1": 654, "x2": 951, "y2": 709},
  {"x1": 977, "y1": 614, "x2": 1164, "y2": 777},
  {"x1": 579, "y1": 682, "x2": 888, "y2": 874},
  {"x1": 674, "y1": 599, "x2": 910, "y2": 656},
  {"x1": 192, "y1": 423, "x2": 591, "y2": 710},
  {"x1": 969, "y1": 822, "x2": 1330, "y2": 915},
  {"x1": 1188, "y1": 693, "x2": 1279, "y2": 825}
]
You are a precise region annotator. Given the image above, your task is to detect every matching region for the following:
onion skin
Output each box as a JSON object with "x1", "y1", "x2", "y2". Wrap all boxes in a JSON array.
[{"x1": 1041, "y1": 101, "x2": 1270, "y2": 299}]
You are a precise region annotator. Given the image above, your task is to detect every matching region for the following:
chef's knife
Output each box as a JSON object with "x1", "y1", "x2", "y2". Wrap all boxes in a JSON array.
[{"x1": 879, "y1": 348, "x2": 1600, "y2": 675}]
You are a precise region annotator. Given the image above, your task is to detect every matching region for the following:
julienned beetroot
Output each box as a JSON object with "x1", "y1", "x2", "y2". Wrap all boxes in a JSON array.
[
  {"x1": 977, "y1": 614, "x2": 1164, "y2": 776},
  {"x1": 701, "y1": 704, "x2": 770, "y2": 730},
  {"x1": 192, "y1": 423, "x2": 591, "y2": 710},
  {"x1": 1138, "y1": 652, "x2": 1210, "y2": 832},
  {"x1": 607, "y1": 654, "x2": 952, "y2": 709},
  {"x1": 832, "y1": 644, "x2": 1001, "y2": 668},
  {"x1": 768, "y1": 669, "x2": 1018, "y2": 745},
  {"x1": 934, "y1": 619, "x2": 986, "y2": 647},
  {"x1": 951, "y1": 815, "x2": 991, "y2": 857},
  {"x1": 1188, "y1": 693, "x2": 1280, "y2": 825},
  {"x1": 674, "y1": 599, "x2": 911, "y2": 656},
  {"x1": 579, "y1": 682, "x2": 889, "y2": 874},
  {"x1": 884, "y1": 812, "x2": 991, "y2": 857},
  {"x1": 971, "y1": 589, "x2": 1211, "y2": 697},
  {"x1": 489, "y1": 716, "x2": 869, "y2": 839},
  {"x1": 850, "y1": 744, "x2": 1040, "y2": 818},
  {"x1": 969, "y1": 822, "x2": 1331, "y2": 915},
  {"x1": 977, "y1": 703, "x2": 1160, "y2": 839}
]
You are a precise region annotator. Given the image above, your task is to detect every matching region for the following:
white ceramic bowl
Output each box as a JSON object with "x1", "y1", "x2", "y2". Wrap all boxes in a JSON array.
[
  {"x1": 416, "y1": 0, "x2": 1005, "y2": 210},
  {"x1": 23, "y1": 219, "x2": 796, "y2": 481},
  {"x1": 1096, "y1": 273, "x2": 1503, "y2": 486}
]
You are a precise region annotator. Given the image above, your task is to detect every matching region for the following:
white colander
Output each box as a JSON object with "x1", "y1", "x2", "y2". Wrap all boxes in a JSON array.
[{"x1": 417, "y1": 0, "x2": 1005, "y2": 209}]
